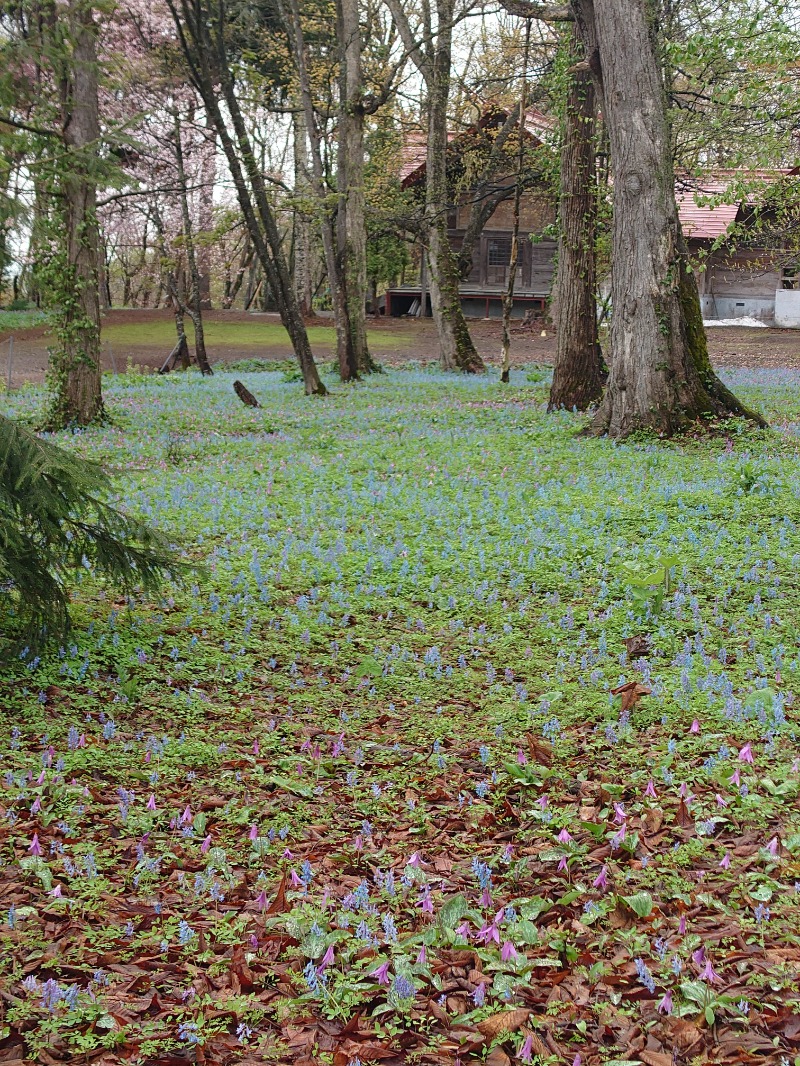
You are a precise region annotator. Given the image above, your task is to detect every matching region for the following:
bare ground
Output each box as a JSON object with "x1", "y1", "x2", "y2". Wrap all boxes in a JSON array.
[{"x1": 1, "y1": 308, "x2": 798, "y2": 388}]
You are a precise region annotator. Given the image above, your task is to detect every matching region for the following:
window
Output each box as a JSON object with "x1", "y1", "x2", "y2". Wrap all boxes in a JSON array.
[
  {"x1": 488, "y1": 238, "x2": 512, "y2": 267},
  {"x1": 487, "y1": 237, "x2": 512, "y2": 284},
  {"x1": 782, "y1": 266, "x2": 800, "y2": 290}
]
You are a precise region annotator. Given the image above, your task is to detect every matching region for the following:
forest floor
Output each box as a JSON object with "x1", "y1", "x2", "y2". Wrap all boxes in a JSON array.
[
  {"x1": 1, "y1": 367, "x2": 800, "y2": 1066},
  {"x1": 1, "y1": 307, "x2": 800, "y2": 386}
]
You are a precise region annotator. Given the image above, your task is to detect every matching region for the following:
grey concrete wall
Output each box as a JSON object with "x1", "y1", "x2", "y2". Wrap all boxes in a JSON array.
[
  {"x1": 775, "y1": 290, "x2": 800, "y2": 328},
  {"x1": 701, "y1": 294, "x2": 775, "y2": 322}
]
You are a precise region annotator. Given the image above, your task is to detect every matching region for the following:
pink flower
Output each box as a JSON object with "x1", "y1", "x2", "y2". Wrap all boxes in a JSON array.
[
  {"x1": 200, "y1": 834, "x2": 212, "y2": 853},
  {"x1": 252, "y1": 740, "x2": 259, "y2": 756},
  {"x1": 290, "y1": 870, "x2": 304, "y2": 887},
  {"x1": 500, "y1": 940, "x2": 518, "y2": 961},
  {"x1": 480, "y1": 887, "x2": 493, "y2": 908},
  {"x1": 731, "y1": 769, "x2": 741, "y2": 786},
  {"x1": 144, "y1": 750, "x2": 151, "y2": 764},
  {"x1": 593, "y1": 865, "x2": 609, "y2": 890},
  {"x1": 248, "y1": 824, "x2": 258, "y2": 841},
  {"x1": 767, "y1": 836, "x2": 779, "y2": 856},
  {"x1": 49, "y1": 884, "x2": 62, "y2": 898},
  {"x1": 657, "y1": 989, "x2": 673, "y2": 1014},
  {"x1": 250, "y1": 934, "x2": 259, "y2": 950},
  {"x1": 503, "y1": 843, "x2": 514, "y2": 860},
  {"x1": 557, "y1": 828, "x2": 572, "y2": 844},
  {"x1": 147, "y1": 795, "x2": 156, "y2": 811},
  {"x1": 180, "y1": 805, "x2": 192, "y2": 825},
  {"x1": 31, "y1": 797, "x2": 41, "y2": 815},
  {"x1": 519, "y1": 1035, "x2": 534, "y2": 1063},
  {"x1": 537, "y1": 795, "x2": 548, "y2": 809},
  {"x1": 28, "y1": 833, "x2": 42, "y2": 856},
  {"x1": 613, "y1": 802, "x2": 626, "y2": 824},
  {"x1": 700, "y1": 958, "x2": 720, "y2": 984},
  {"x1": 408, "y1": 851, "x2": 423, "y2": 867},
  {"x1": 690, "y1": 719, "x2": 700, "y2": 733},
  {"x1": 370, "y1": 961, "x2": 391, "y2": 984},
  {"x1": 78, "y1": 734, "x2": 86, "y2": 749},
  {"x1": 557, "y1": 856, "x2": 568, "y2": 871},
  {"x1": 573, "y1": 1056, "x2": 581, "y2": 1066},
  {"x1": 692, "y1": 947, "x2": 705, "y2": 966},
  {"x1": 353, "y1": 834, "x2": 364, "y2": 851},
  {"x1": 416, "y1": 946, "x2": 427, "y2": 966},
  {"x1": 715, "y1": 793, "x2": 728, "y2": 807},
  {"x1": 455, "y1": 921, "x2": 471, "y2": 940},
  {"x1": 317, "y1": 945, "x2": 335, "y2": 972},
  {"x1": 719, "y1": 852, "x2": 730, "y2": 869},
  {"x1": 516, "y1": 749, "x2": 527, "y2": 765},
  {"x1": 255, "y1": 889, "x2": 268, "y2": 909},
  {"x1": 678, "y1": 915, "x2": 687, "y2": 935},
  {"x1": 644, "y1": 779, "x2": 657, "y2": 799},
  {"x1": 476, "y1": 921, "x2": 500, "y2": 945},
  {"x1": 738, "y1": 743, "x2": 754, "y2": 764}
]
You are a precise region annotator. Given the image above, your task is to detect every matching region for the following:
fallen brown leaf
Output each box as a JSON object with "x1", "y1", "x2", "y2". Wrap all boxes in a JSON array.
[{"x1": 477, "y1": 1009, "x2": 530, "y2": 1040}]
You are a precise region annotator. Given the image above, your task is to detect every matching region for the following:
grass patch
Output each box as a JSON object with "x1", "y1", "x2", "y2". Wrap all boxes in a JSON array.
[{"x1": 101, "y1": 316, "x2": 407, "y2": 351}]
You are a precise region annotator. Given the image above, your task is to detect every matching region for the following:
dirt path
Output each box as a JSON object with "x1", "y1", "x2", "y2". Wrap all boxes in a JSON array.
[{"x1": 0, "y1": 307, "x2": 798, "y2": 387}]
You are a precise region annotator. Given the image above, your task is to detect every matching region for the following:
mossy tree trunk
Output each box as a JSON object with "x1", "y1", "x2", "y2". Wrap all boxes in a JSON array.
[
  {"x1": 548, "y1": 28, "x2": 605, "y2": 411},
  {"x1": 575, "y1": 0, "x2": 765, "y2": 436},
  {"x1": 47, "y1": 0, "x2": 104, "y2": 429}
]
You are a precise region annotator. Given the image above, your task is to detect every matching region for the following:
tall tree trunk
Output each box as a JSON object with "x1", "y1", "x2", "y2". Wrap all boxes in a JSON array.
[
  {"x1": 501, "y1": 24, "x2": 530, "y2": 384},
  {"x1": 47, "y1": 0, "x2": 103, "y2": 429},
  {"x1": 173, "y1": 111, "x2": 212, "y2": 375},
  {"x1": 166, "y1": 0, "x2": 326, "y2": 395},
  {"x1": 336, "y1": 0, "x2": 377, "y2": 375},
  {"x1": 575, "y1": 0, "x2": 763, "y2": 436},
  {"x1": 425, "y1": 1, "x2": 484, "y2": 374},
  {"x1": 283, "y1": 0, "x2": 356, "y2": 381},
  {"x1": 197, "y1": 113, "x2": 215, "y2": 309},
  {"x1": 548, "y1": 29, "x2": 604, "y2": 410},
  {"x1": 291, "y1": 109, "x2": 314, "y2": 317}
]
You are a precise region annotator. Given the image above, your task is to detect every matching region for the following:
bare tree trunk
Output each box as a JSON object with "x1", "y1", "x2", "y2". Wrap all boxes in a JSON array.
[
  {"x1": 336, "y1": 0, "x2": 377, "y2": 375},
  {"x1": 576, "y1": 0, "x2": 763, "y2": 436},
  {"x1": 195, "y1": 115, "x2": 215, "y2": 309},
  {"x1": 47, "y1": 0, "x2": 103, "y2": 429},
  {"x1": 501, "y1": 24, "x2": 530, "y2": 384},
  {"x1": 425, "y1": 0, "x2": 485, "y2": 374},
  {"x1": 282, "y1": 0, "x2": 354, "y2": 380},
  {"x1": 166, "y1": 0, "x2": 326, "y2": 395},
  {"x1": 548, "y1": 29, "x2": 604, "y2": 410},
  {"x1": 291, "y1": 109, "x2": 314, "y2": 317},
  {"x1": 173, "y1": 111, "x2": 213, "y2": 375}
]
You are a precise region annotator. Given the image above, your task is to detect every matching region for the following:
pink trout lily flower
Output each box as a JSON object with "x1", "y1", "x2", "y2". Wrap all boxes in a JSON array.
[
  {"x1": 738, "y1": 743, "x2": 754, "y2": 764},
  {"x1": 690, "y1": 719, "x2": 700, "y2": 733},
  {"x1": 519, "y1": 1035, "x2": 534, "y2": 1063},
  {"x1": 767, "y1": 836, "x2": 780, "y2": 856},
  {"x1": 731, "y1": 768, "x2": 741, "y2": 786},
  {"x1": 516, "y1": 749, "x2": 527, "y2": 765},
  {"x1": 369, "y1": 961, "x2": 391, "y2": 984},
  {"x1": 657, "y1": 989, "x2": 673, "y2": 1014},
  {"x1": 49, "y1": 884, "x2": 62, "y2": 898},
  {"x1": 180, "y1": 805, "x2": 192, "y2": 825},
  {"x1": 252, "y1": 740, "x2": 259, "y2": 756},
  {"x1": 248, "y1": 824, "x2": 259, "y2": 841},
  {"x1": 416, "y1": 946, "x2": 427, "y2": 966},
  {"x1": 200, "y1": 834, "x2": 212, "y2": 853},
  {"x1": 455, "y1": 921, "x2": 471, "y2": 940},
  {"x1": 317, "y1": 945, "x2": 335, "y2": 972},
  {"x1": 557, "y1": 828, "x2": 573, "y2": 844},
  {"x1": 255, "y1": 889, "x2": 268, "y2": 909},
  {"x1": 593, "y1": 865, "x2": 609, "y2": 890},
  {"x1": 719, "y1": 852, "x2": 731, "y2": 869},
  {"x1": 500, "y1": 940, "x2": 518, "y2": 962},
  {"x1": 700, "y1": 958, "x2": 720, "y2": 984},
  {"x1": 644, "y1": 779, "x2": 657, "y2": 799},
  {"x1": 147, "y1": 795, "x2": 157, "y2": 811},
  {"x1": 28, "y1": 833, "x2": 42, "y2": 856}
]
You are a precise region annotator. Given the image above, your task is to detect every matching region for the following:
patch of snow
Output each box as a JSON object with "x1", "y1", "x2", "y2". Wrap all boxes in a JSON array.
[{"x1": 703, "y1": 316, "x2": 768, "y2": 328}]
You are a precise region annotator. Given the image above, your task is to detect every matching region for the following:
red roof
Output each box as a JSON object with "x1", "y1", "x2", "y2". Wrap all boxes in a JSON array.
[{"x1": 676, "y1": 170, "x2": 799, "y2": 239}]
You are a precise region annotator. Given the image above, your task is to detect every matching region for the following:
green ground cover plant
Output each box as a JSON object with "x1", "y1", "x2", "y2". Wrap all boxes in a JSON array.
[
  {"x1": 99, "y1": 319, "x2": 409, "y2": 352},
  {"x1": 0, "y1": 366, "x2": 798, "y2": 1065}
]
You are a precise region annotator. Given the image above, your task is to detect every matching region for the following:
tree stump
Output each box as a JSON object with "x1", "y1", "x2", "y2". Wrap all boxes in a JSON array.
[{"x1": 233, "y1": 380, "x2": 260, "y2": 407}]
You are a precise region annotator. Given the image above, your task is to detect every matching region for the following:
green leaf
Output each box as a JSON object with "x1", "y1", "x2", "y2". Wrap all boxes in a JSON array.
[
  {"x1": 438, "y1": 893, "x2": 469, "y2": 930},
  {"x1": 354, "y1": 655, "x2": 382, "y2": 678},
  {"x1": 622, "y1": 891, "x2": 654, "y2": 917}
]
